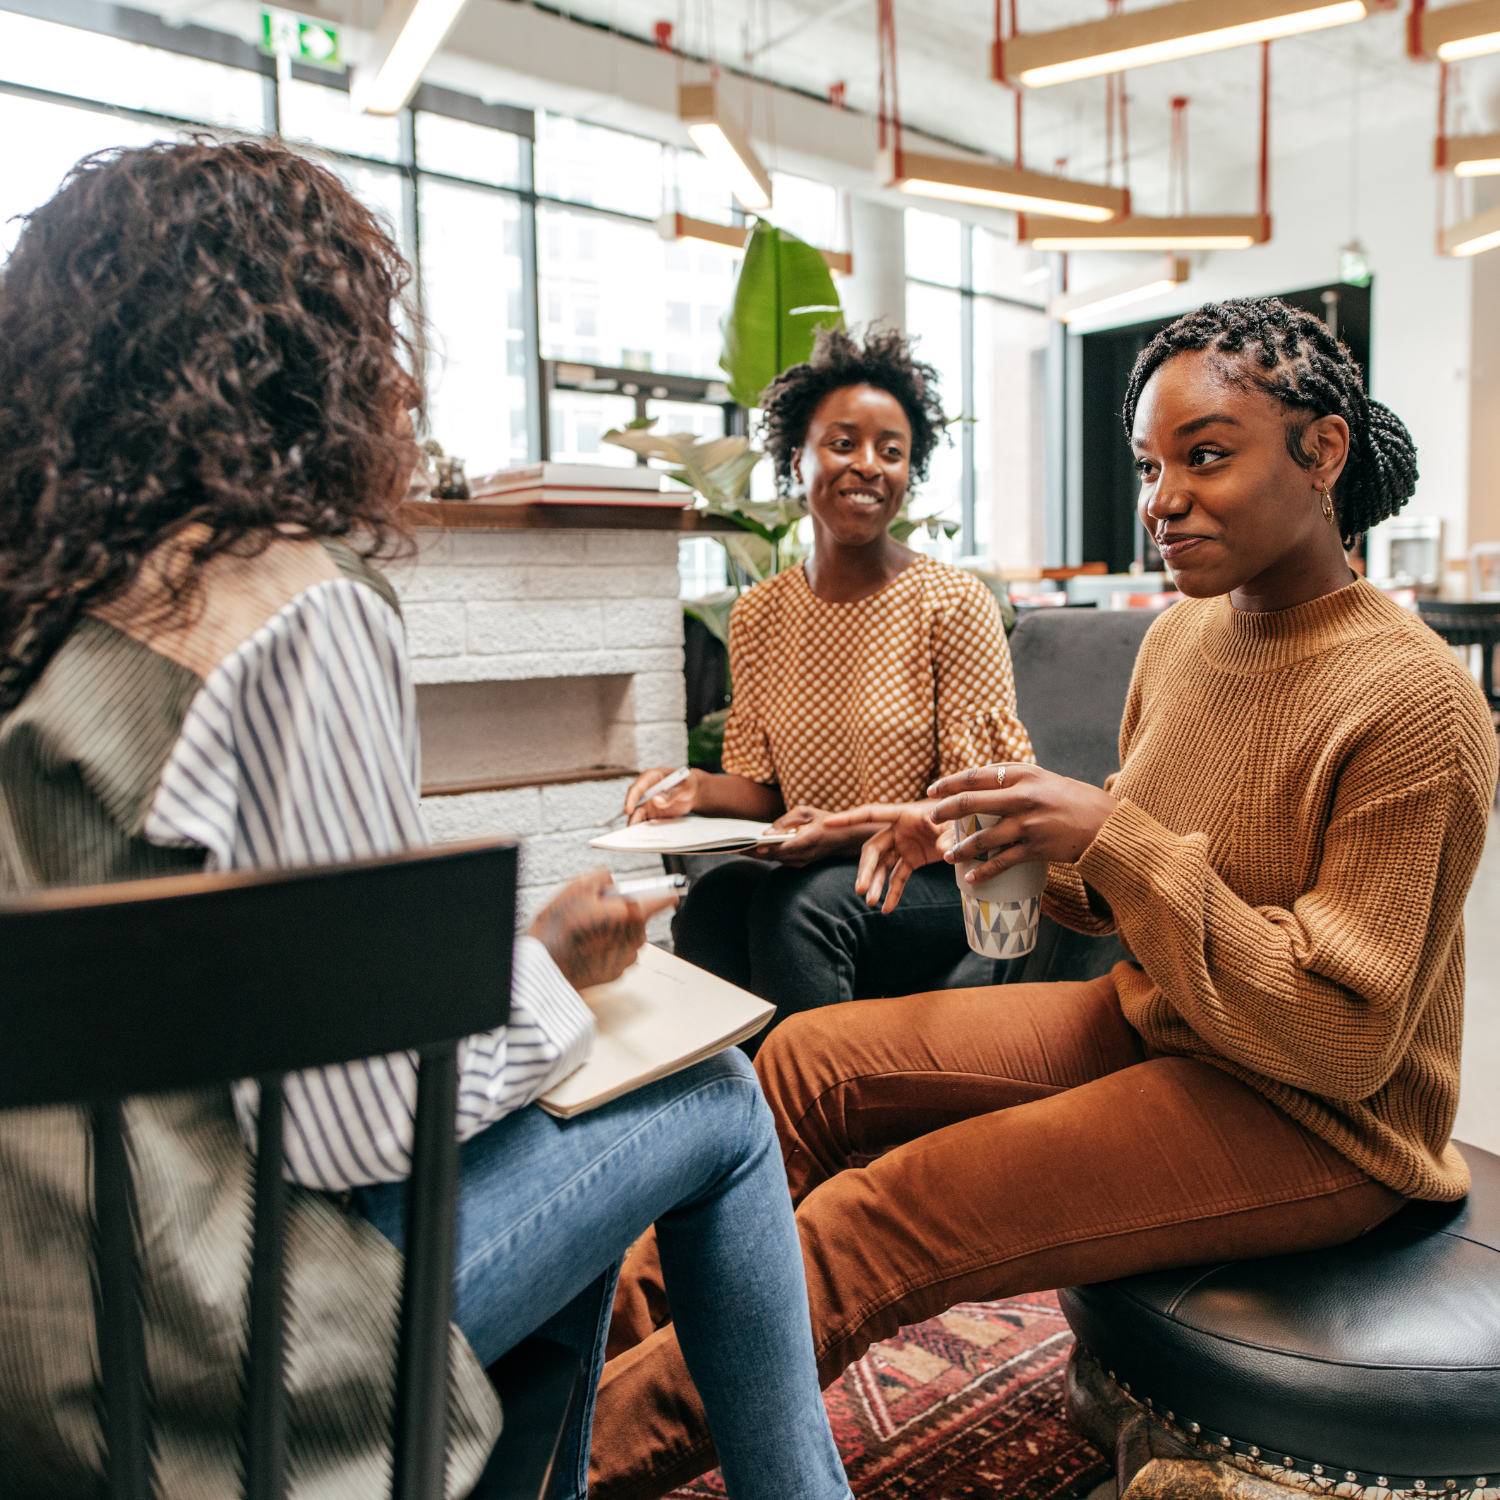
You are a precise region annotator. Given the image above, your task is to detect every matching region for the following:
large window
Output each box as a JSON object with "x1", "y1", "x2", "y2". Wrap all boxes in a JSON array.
[
  {"x1": 0, "y1": 5, "x2": 746, "y2": 486},
  {"x1": 905, "y1": 210, "x2": 1049, "y2": 567}
]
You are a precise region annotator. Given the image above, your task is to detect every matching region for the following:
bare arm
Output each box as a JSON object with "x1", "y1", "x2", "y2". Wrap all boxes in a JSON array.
[{"x1": 624, "y1": 768, "x2": 784, "y2": 825}]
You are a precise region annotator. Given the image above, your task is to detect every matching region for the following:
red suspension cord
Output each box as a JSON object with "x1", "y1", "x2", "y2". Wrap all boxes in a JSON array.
[
  {"x1": 1257, "y1": 39, "x2": 1271, "y2": 231},
  {"x1": 877, "y1": 0, "x2": 904, "y2": 174}
]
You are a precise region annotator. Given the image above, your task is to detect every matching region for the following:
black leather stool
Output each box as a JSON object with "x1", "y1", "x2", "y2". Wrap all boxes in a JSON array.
[{"x1": 1061, "y1": 1141, "x2": 1500, "y2": 1500}]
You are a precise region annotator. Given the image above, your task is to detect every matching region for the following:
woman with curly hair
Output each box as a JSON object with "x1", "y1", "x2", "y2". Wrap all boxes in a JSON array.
[
  {"x1": 0, "y1": 141, "x2": 851, "y2": 1500},
  {"x1": 624, "y1": 327, "x2": 1032, "y2": 1044},
  {"x1": 588, "y1": 298, "x2": 1495, "y2": 1498}
]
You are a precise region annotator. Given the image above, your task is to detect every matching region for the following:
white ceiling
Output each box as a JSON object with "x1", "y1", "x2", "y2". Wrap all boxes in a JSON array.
[{"x1": 145, "y1": 0, "x2": 1500, "y2": 223}]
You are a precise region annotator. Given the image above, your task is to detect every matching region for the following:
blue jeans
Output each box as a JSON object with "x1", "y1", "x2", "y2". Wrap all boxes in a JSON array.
[{"x1": 354, "y1": 1049, "x2": 849, "y2": 1500}]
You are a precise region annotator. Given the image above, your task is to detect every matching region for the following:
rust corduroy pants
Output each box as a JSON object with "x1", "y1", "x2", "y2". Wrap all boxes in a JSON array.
[{"x1": 589, "y1": 971, "x2": 1405, "y2": 1500}]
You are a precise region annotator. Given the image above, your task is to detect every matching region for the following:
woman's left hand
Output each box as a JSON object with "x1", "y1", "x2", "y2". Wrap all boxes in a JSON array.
[
  {"x1": 931, "y1": 763, "x2": 1118, "y2": 882},
  {"x1": 756, "y1": 806, "x2": 873, "y2": 866}
]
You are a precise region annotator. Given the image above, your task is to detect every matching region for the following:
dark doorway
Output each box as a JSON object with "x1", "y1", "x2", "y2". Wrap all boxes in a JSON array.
[{"x1": 1078, "y1": 281, "x2": 1372, "y2": 574}]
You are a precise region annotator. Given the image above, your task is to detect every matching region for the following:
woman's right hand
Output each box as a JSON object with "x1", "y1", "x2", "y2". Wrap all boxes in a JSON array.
[
  {"x1": 625, "y1": 768, "x2": 702, "y2": 824},
  {"x1": 528, "y1": 868, "x2": 679, "y2": 990},
  {"x1": 825, "y1": 801, "x2": 950, "y2": 913}
]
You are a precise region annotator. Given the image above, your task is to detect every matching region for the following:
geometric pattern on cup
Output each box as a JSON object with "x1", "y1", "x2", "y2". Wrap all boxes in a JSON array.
[{"x1": 962, "y1": 893, "x2": 1041, "y2": 959}]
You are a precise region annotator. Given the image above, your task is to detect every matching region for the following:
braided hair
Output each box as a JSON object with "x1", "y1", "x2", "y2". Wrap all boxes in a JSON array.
[
  {"x1": 758, "y1": 326, "x2": 949, "y2": 497},
  {"x1": 1121, "y1": 298, "x2": 1417, "y2": 549}
]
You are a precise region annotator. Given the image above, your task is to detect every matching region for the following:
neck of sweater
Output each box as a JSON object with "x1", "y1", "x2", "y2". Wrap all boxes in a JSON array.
[{"x1": 1197, "y1": 577, "x2": 1395, "y2": 675}]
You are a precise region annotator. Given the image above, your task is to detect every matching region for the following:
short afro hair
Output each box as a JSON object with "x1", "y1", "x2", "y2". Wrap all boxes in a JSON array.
[
  {"x1": 1123, "y1": 297, "x2": 1417, "y2": 549},
  {"x1": 758, "y1": 326, "x2": 949, "y2": 497}
]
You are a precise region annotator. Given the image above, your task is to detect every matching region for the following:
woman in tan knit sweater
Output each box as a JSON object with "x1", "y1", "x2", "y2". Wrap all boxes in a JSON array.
[{"x1": 587, "y1": 298, "x2": 1498, "y2": 1500}]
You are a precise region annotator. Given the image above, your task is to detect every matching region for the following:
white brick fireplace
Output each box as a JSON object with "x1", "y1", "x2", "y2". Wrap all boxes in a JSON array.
[{"x1": 388, "y1": 516, "x2": 694, "y2": 933}]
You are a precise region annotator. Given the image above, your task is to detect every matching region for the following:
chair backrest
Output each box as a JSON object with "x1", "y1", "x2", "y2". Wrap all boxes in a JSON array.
[
  {"x1": 1007, "y1": 608, "x2": 1154, "y2": 987},
  {"x1": 1008, "y1": 607, "x2": 1156, "y2": 791},
  {"x1": 0, "y1": 838, "x2": 519, "y2": 1500}
]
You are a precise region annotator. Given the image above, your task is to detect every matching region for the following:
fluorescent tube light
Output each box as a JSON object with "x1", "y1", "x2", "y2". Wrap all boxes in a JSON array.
[
  {"x1": 354, "y1": 0, "x2": 468, "y2": 115},
  {"x1": 996, "y1": 0, "x2": 1367, "y2": 87},
  {"x1": 680, "y1": 83, "x2": 772, "y2": 211},
  {"x1": 1443, "y1": 204, "x2": 1500, "y2": 256},
  {"x1": 1417, "y1": 0, "x2": 1500, "y2": 58},
  {"x1": 879, "y1": 147, "x2": 1126, "y2": 223},
  {"x1": 1050, "y1": 255, "x2": 1190, "y2": 323},
  {"x1": 1021, "y1": 214, "x2": 1269, "y2": 250},
  {"x1": 1436, "y1": 131, "x2": 1500, "y2": 175}
]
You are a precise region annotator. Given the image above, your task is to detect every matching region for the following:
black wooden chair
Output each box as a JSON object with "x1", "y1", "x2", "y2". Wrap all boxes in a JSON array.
[{"x1": 0, "y1": 838, "x2": 580, "y2": 1500}]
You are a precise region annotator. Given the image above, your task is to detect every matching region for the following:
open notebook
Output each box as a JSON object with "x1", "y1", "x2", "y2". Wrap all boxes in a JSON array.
[
  {"x1": 589, "y1": 816, "x2": 796, "y2": 855},
  {"x1": 538, "y1": 944, "x2": 774, "y2": 1119}
]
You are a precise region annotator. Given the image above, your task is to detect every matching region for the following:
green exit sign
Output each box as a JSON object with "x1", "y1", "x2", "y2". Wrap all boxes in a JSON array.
[{"x1": 261, "y1": 9, "x2": 340, "y2": 69}]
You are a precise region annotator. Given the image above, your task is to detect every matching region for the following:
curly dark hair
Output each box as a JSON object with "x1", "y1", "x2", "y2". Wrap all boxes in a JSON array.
[
  {"x1": 758, "y1": 326, "x2": 949, "y2": 497},
  {"x1": 0, "y1": 138, "x2": 421, "y2": 711},
  {"x1": 1122, "y1": 297, "x2": 1417, "y2": 549}
]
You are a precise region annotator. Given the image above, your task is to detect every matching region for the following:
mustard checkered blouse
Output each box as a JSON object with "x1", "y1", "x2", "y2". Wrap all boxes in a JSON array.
[{"x1": 721, "y1": 555, "x2": 1033, "y2": 812}]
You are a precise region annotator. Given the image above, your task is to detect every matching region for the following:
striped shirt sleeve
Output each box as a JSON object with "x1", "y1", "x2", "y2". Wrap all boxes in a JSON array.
[{"x1": 142, "y1": 577, "x2": 594, "y2": 1189}]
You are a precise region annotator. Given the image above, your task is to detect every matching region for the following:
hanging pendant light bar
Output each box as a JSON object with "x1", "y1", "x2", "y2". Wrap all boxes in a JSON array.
[
  {"x1": 1022, "y1": 39, "x2": 1272, "y2": 250},
  {"x1": 1411, "y1": 0, "x2": 1500, "y2": 60},
  {"x1": 679, "y1": 82, "x2": 773, "y2": 211},
  {"x1": 876, "y1": 0, "x2": 1123, "y2": 222},
  {"x1": 655, "y1": 212, "x2": 853, "y2": 274},
  {"x1": 1022, "y1": 214, "x2": 1267, "y2": 248},
  {"x1": 879, "y1": 148, "x2": 1127, "y2": 220},
  {"x1": 1442, "y1": 203, "x2": 1500, "y2": 255},
  {"x1": 356, "y1": 0, "x2": 470, "y2": 114},
  {"x1": 656, "y1": 213, "x2": 751, "y2": 257},
  {"x1": 1051, "y1": 254, "x2": 1191, "y2": 322},
  {"x1": 994, "y1": 0, "x2": 1365, "y2": 87},
  {"x1": 1436, "y1": 131, "x2": 1500, "y2": 174}
]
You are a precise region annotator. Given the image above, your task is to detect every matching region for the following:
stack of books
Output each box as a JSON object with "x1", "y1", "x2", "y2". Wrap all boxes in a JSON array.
[{"x1": 467, "y1": 462, "x2": 693, "y2": 506}]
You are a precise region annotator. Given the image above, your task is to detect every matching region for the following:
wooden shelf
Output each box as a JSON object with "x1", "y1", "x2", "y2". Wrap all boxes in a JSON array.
[
  {"x1": 421, "y1": 765, "x2": 638, "y2": 799},
  {"x1": 400, "y1": 501, "x2": 742, "y2": 532}
]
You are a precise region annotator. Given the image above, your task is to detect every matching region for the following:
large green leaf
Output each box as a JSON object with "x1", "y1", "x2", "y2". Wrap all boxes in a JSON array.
[{"x1": 721, "y1": 220, "x2": 844, "y2": 408}]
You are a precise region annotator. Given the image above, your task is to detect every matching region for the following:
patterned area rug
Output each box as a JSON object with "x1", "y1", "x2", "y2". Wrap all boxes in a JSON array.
[{"x1": 670, "y1": 1292, "x2": 1109, "y2": 1500}]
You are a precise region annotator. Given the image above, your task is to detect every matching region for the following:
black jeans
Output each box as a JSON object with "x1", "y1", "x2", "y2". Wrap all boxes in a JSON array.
[{"x1": 672, "y1": 856, "x2": 1001, "y2": 1054}]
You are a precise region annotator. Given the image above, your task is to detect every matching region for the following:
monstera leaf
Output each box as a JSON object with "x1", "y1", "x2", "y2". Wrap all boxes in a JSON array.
[{"x1": 721, "y1": 220, "x2": 844, "y2": 409}]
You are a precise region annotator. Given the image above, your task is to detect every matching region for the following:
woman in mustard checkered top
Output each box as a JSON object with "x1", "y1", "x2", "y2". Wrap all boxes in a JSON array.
[{"x1": 624, "y1": 328, "x2": 1032, "y2": 1045}]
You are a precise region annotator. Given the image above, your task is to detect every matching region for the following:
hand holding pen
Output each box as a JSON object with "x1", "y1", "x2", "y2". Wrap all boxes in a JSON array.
[{"x1": 623, "y1": 766, "x2": 697, "y2": 825}]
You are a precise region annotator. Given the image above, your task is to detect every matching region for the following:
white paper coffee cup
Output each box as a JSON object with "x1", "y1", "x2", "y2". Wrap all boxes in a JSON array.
[{"x1": 954, "y1": 813, "x2": 1047, "y2": 959}]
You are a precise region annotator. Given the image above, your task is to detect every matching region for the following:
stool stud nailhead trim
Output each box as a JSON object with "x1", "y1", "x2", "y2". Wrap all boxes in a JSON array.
[{"x1": 1079, "y1": 1351, "x2": 1500, "y2": 1499}]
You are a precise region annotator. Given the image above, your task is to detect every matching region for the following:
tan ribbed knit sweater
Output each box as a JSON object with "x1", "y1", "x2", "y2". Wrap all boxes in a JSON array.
[{"x1": 1045, "y1": 578, "x2": 1497, "y2": 1202}]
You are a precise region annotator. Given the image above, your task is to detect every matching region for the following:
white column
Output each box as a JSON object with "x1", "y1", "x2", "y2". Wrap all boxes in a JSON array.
[{"x1": 841, "y1": 197, "x2": 906, "y2": 336}]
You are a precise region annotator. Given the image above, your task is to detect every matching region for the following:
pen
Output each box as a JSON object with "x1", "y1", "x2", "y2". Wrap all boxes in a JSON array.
[
  {"x1": 644, "y1": 766, "x2": 691, "y2": 801},
  {"x1": 603, "y1": 873, "x2": 688, "y2": 901}
]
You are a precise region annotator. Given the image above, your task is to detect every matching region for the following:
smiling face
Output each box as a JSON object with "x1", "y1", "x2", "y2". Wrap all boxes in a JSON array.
[
  {"x1": 1131, "y1": 349, "x2": 1352, "y2": 609},
  {"x1": 793, "y1": 383, "x2": 912, "y2": 546}
]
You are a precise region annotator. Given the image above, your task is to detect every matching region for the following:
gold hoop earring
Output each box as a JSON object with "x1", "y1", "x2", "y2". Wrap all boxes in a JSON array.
[{"x1": 1319, "y1": 484, "x2": 1336, "y2": 524}]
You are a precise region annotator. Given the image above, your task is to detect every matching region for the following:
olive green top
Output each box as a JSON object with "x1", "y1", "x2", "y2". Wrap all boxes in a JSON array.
[{"x1": 0, "y1": 542, "x2": 502, "y2": 1498}]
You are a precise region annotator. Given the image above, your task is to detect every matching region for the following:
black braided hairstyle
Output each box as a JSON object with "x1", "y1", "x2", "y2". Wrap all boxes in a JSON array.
[
  {"x1": 758, "y1": 326, "x2": 949, "y2": 498},
  {"x1": 1121, "y1": 298, "x2": 1418, "y2": 549}
]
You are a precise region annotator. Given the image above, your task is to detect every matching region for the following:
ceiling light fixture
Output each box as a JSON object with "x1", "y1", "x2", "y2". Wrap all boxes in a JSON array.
[
  {"x1": 1436, "y1": 130, "x2": 1500, "y2": 175},
  {"x1": 1411, "y1": 0, "x2": 1500, "y2": 60},
  {"x1": 656, "y1": 213, "x2": 751, "y2": 257},
  {"x1": 1051, "y1": 254, "x2": 1190, "y2": 323},
  {"x1": 1442, "y1": 203, "x2": 1500, "y2": 256},
  {"x1": 879, "y1": 147, "x2": 1126, "y2": 221},
  {"x1": 355, "y1": 0, "x2": 469, "y2": 115},
  {"x1": 1021, "y1": 213, "x2": 1268, "y2": 249},
  {"x1": 655, "y1": 212, "x2": 853, "y2": 274},
  {"x1": 995, "y1": 0, "x2": 1366, "y2": 87},
  {"x1": 679, "y1": 81, "x2": 773, "y2": 211}
]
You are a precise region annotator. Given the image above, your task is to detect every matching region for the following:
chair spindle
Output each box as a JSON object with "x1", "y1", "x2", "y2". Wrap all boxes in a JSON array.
[
  {"x1": 244, "y1": 1074, "x2": 288, "y2": 1500},
  {"x1": 93, "y1": 1097, "x2": 151, "y2": 1500},
  {"x1": 392, "y1": 1043, "x2": 461, "y2": 1500}
]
